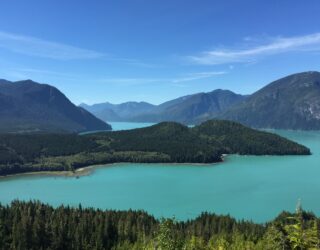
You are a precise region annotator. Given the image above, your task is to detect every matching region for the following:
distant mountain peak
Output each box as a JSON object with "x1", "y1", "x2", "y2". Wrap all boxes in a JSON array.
[
  {"x1": 73, "y1": 71, "x2": 320, "y2": 130},
  {"x1": 82, "y1": 89, "x2": 246, "y2": 124}
]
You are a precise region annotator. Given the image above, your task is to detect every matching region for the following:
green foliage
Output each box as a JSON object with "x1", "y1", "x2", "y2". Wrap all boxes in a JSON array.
[
  {"x1": 194, "y1": 120, "x2": 310, "y2": 155},
  {"x1": 1, "y1": 201, "x2": 320, "y2": 250},
  {"x1": 156, "y1": 218, "x2": 183, "y2": 250},
  {"x1": 284, "y1": 212, "x2": 320, "y2": 249},
  {"x1": 0, "y1": 120, "x2": 310, "y2": 176},
  {"x1": 257, "y1": 224, "x2": 287, "y2": 249},
  {"x1": 103, "y1": 122, "x2": 223, "y2": 163}
]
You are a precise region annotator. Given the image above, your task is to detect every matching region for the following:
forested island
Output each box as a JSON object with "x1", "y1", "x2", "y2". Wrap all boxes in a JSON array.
[
  {"x1": 0, "y1": 120, "x2": 310, "y2": 176},
  {"x1": 0, "y1": 200, "x2": 319, "y2": 249}
]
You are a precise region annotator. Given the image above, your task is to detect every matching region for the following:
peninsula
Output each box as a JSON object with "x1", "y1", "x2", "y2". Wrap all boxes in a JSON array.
[{"x1": 0, "y1": 120, "x2": 310, "y2": 177}]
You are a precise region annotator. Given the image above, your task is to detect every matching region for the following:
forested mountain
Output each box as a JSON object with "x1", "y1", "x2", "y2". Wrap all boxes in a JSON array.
[
  {"x1": 220, "y1": 71, "x2": 320, "y2": 130},
  {"x1": 0, "y1": 120, "x2": 310, "y2": 176},
  {"x1": 81, "y1": 90, "x2": 246, "y2": 124},
  {"x1": 0, "y1": 79, "x2": 111, "y2": 133},
  {"x1": 1, "y1": 200, "x2": 319, "y2": 250},
  {"x1": 80, "y1": 101, "x2": 156, "y2": 122}
]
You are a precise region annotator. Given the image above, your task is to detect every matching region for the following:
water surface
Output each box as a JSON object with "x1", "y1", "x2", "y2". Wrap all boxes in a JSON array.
[
  {"x1": 109, "y1": 121, "x2": 155, "y2": 131},
  {"x1": 0, "y1": 125, "x2": 319, "y2": 223}
]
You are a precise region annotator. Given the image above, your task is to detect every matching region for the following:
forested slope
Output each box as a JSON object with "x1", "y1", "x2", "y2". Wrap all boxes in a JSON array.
[
  {"x1": 0, "y1": 200, "x2": 318, "y2": 250},
  {"x1": 0, "y1": 120, "x2": 310, "y2": 176}
]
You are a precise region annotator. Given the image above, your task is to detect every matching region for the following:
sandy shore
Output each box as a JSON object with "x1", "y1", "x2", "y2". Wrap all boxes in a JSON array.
[
  {"x1": 0, "y1": 164, "x2": 103, "y2": 180},
  {"x1": 0, "y1": 160, "x2": 222, "y2": 180}
]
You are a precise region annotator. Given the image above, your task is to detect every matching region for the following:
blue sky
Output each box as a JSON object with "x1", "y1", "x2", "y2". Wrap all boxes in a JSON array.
[{"x1": 0, "y1": 0, "x2": 320, "y2": 105}]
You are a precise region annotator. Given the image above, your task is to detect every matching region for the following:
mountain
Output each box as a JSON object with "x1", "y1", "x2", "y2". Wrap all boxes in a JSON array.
[
  {"x1": 220, "y1": 71, "x2": 320, "y2": 130},
  {"x1": 0, "y1": 79, "x2": 111, "y2": 133},
  {"x1": 80, "y1": 101, "x2": 156, "y2": 122},
  {"x1": 132, "y1": 89, "x2": 247, "y2": 124},
  {"x1": 82, "y1": 89, "x2": 246, "y2": 124}
]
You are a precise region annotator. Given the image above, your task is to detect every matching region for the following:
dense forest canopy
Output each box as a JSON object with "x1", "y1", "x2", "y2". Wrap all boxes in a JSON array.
[
  {"x1": 0, "y1": 200, "x2": 319, "y2": 250},
  {"x1": 0, "y1": 120, "x2": 310, "y2": 176}
]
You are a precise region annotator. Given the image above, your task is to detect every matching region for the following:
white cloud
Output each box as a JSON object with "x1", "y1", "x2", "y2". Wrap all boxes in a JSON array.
[
  {"x1": 0, "y1": 31, "x2": 105, "y2": 60},
  {"x1": 0, "y1": 66, "x2": 85, "y2": 82},
  {"x1": 0, "y1": 31, "x2": 158, "y2": 66},
  {"x1": 108, "y1": 58, "x2": 160, "y2": 68},
  {"x1": 17, "y1": 68, "x2": 76, "y2": 78},
  {"x1": 99, "y1": 78, "x2": 163, "y2": 86},
  {"x1": 188, "y1": 33, "x2": 320, "y2": 65},
  {"x1": 99, "y1": 71, "x2": 226, "y2": 86},
  {"x1": 172, "y1": 71, "x2": 226, "y2": 83}
]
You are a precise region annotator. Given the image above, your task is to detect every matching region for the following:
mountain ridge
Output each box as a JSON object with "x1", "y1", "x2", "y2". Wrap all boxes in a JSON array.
[
  {"x1": 82, "y1": 71, "x2": 320, "y2": 130},
  {"x1": 80, "y1": 101, "x2": 156, "y2": 122},
  {"x1": 0, "y1": 79, "x2": 112, "y2": 133},
  {"x1": 220, "y1": 71, "x2": 320, "y2": 130},
  {"x1": 82, "y1": 89, "x2": 247, "y2": 124}
]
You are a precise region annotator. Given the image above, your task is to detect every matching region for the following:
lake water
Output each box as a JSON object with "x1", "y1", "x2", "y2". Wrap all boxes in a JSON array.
[
  {"x1": 109, "y1": 121, "x2": 155, "y2": 131},
  {"x1": 0, "y1": 122, "x2": 320, "y2": 223}
]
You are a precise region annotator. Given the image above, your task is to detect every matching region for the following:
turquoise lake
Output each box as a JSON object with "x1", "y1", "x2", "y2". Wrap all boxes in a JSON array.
[{"x1": 0, "y1": 122, "x2": 320, "y2": 223}]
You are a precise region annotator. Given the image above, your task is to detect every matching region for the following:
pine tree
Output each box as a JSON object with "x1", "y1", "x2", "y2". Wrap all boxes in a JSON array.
[{"x1": 156, "y1": 218, "x2": 182, "y2": 250}]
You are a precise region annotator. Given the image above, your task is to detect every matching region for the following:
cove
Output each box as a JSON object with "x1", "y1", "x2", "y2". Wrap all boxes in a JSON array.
[{"x1": 0, "y1": 122, "x2": 319, "y2": 223}]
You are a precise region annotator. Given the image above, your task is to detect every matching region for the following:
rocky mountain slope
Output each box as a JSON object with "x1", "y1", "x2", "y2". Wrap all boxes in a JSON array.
[{"x1": 0, "y1": 79, "x2": 111, "y2": 133}]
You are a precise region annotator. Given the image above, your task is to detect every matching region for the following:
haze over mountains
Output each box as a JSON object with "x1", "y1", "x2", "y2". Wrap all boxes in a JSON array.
[
  {"x1": 81, "y1": 89, "x2": 247, "y2": 124},
  {"x1": 80, "y1": 101, "x2": 156, "y2": 122},
  {"x1": 0, "y1": 79, "x2": 111, "y2": 133},
  {"x1": 82, "y1": 71, "x2": 320, "y2": 130},
  {"x1": 1, "y1": 71, "x2": 319, "y2": 133}
]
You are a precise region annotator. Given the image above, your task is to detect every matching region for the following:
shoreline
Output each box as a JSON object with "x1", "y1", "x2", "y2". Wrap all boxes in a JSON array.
[
  {"x1": 0, "y1": 151, "x2": 310, "y2": 180},
  {"x1": 0, "y1": 160, "x2": 222, "y2": 180},
  {"x1": 0, "y1": 163, "x2": 106, "y2": 180}
]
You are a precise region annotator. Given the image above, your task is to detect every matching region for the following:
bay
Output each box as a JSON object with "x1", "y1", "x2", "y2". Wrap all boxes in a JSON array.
[{"x1": 0, "y1": 122, "x2": 319, "y2": 223}]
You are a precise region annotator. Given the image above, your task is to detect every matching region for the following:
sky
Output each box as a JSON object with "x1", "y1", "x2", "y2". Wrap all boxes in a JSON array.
[{"x1": 0, "y1": 0, "x2": 320, "y2": 105}]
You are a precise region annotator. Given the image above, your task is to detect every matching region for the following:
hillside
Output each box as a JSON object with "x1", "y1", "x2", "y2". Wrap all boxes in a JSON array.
[
  {"x1": 194, "y1": 120, "x2": 309, "y2": 155},
  {"x1": 0, "y1": 79, "x2": 111, "y2": 133},
  {"x1": 220, "y1": 71, "x2": 320, "y2": 130},
  {"x1": 81, "y1": 90, "x2": 246, "y2": 124},
  {"x1": 0, "y1": 120, "x2": 310, "y2": 176}
]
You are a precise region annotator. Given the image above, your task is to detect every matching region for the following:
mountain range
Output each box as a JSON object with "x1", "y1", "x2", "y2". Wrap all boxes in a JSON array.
[
  {"x1": 80, "y1": 101, "x2": 156, "y2": 122},
  {"x1": 0, "y1": 79, "x2": 111, "y2": 133},
  {"x1": 81, "y1": 71, "x2": 320, "y2": 130},
  {"x1": 81, "y1": 89, "x2": 247, "y2": 124},
  {"x1": 1, "y1": 71, "x2": 319, "y2": 133}
]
